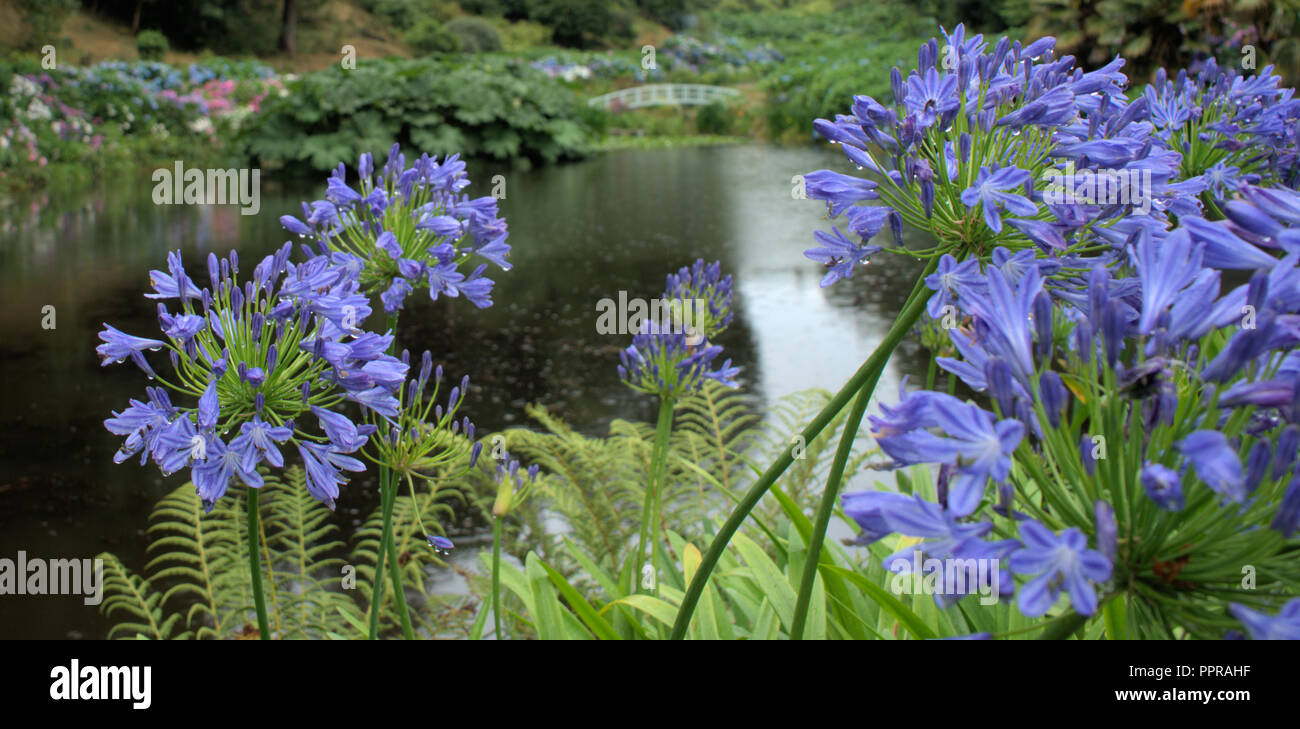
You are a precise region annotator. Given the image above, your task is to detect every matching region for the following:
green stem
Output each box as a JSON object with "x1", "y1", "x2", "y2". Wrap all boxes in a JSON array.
[
  {"x1": 1037, "y1": 594, "x2": 1114, "y2": 640},
  {"x1": 1038, "y1": 610, "x2": 1091, "y2": 640},
  {"x1": 790, "y1": 374, "x2": 874, "y2": 639},
  {"x1": 387, "y1": 531, "x2": 415, "y2": 640},
  {"x1": 492, "y1": 515, "x2": 504, "y2": 640},
  {"x1": 670, "y1": 258, "x2": 939, "y2": 640},
  {"x1": 246, "y1": 488, "x2": 270, "y2": 640},
  {"x1": 365, "y1": 311, "x2": 406, "y2": 640},
  {"x1": 368, "y1": 464, "x2": 395, "y2": 640},
  {"x1": 648, "y1": 396, "x2": 676, "y2": 598}
]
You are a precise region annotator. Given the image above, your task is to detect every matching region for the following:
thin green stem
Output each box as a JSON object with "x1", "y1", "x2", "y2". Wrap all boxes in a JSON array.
[
  {"x1": 492, "y1": 515, "x2": 504, "y2": 640},
  {"x1": 647, "y1": 396, "x2": 676, "y2": 598},
  {"x1": 368, "y1": 464, "x2": 395, "y2": 640},
  {"x1": 387, "y1": 532, "x2": 415, "y2": 640},
  {"x1": 790, "y1": 372, "x2": 874, "y2": 639},
  {"x1": 246, "y1": 488, "x2": 270, "y2": 640},
  {"x1": 669, "y1": 257, "x2": 939, "y2": 639}
]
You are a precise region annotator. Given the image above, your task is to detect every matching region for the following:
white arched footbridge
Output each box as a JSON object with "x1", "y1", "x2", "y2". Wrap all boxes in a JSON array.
[{"x1": 588, "y1": 84, "x2": 741, "y2": 110}]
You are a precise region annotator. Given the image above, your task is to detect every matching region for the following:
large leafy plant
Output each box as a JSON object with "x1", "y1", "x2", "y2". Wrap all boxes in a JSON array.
[{"x1": 239, "y1": 57, "x2": 592, "y2": 172}]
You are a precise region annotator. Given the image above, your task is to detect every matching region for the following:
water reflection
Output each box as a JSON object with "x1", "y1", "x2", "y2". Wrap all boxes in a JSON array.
[{"x1": 0, "y1": 144, "x2": 929, "y2": 638}]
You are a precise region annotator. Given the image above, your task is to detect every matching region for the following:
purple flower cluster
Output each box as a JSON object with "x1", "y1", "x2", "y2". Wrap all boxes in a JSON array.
[
  {"x1": 843, "y1": 185, "x2": 1300, "y2": 632},
  {"x1": 100, "y1": 246, "x2": 403, "y2": 511},
  {"x1": 618, "y1": 259, "x2": 740, "y2": 398},
  {"x1": 280, "y1": 143, "x2": 509, "y2": 313},
  {"x1": 807, "y1": 25, "x2": 1300, "y2": 630},
  {"x1": 799, "y1": 24, "x2": 1299, "y2": 290},
  {"x1": 1142, "y1": 60, "x2": 1300, "y2": 193}
]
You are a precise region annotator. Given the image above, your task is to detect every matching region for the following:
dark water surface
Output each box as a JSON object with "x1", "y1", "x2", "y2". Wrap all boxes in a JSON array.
[{"x1": 0, "y1": 144, "x2": 928, "y2": 638}]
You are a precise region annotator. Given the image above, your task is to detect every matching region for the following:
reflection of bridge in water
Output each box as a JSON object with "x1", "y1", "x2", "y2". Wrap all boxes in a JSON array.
[{"x1": 587, "y1": 84, "x2": 741, "y2": 110}]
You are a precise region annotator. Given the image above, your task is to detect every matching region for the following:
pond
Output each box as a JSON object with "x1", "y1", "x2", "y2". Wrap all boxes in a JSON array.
[{"x1": 0, "y1": 143, "x2": 930, "y2": 638}]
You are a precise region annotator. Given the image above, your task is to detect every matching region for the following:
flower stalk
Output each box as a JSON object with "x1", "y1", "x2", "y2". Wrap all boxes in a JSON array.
[
  {"x1": 671, "y1": 259, "x2": 937, "y2": 639},
  {"x1": 246, "y1": 488, "x2": 270, "y2": 639},
  {"x1": 638, "y1": 395, "x2": 677, "y2": 596}
]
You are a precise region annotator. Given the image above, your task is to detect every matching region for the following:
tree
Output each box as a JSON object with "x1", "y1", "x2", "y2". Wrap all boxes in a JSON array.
[
  {"x1": 534, "y1": 0, "x2": 611, "y2": 49},
  {"x1": 279, "y1": 0, "x2": 297, "y2": 55}
]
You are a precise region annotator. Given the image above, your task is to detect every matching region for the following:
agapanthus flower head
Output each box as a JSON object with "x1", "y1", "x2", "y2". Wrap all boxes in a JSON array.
[
  {"x1": 799, "y1": 23, "x2": 1214, "y2": 264},
  {"x1": 101, "y1": 246, "x2": 397, "y2": 511},
  {"x1": 663, "y1": 259, "x2": 734, "y2": 340},
  {"x1": 367, "y1": 349, "x2": 479, "y2": 488},
  {"x1": 843, "y1": 204, "x2": 1300, "y2": 635},
  {"x1": 488, "y1": 447, "x2": 540, "y2": 517},
  {"x1": 280, "y1": 144, "x2": 510, "y2": 314},
  {"x1": 619, "y1": 261, "x2": 740, "y2": 398},
  {"x1": 1141, "y1": 61, "x2": 1300, "y2": 194}
]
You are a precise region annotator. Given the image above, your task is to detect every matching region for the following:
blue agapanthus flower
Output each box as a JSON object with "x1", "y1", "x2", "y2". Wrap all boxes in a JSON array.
[
  {"x1": 1140, "y1": 462, "x2": 1185, "y2": 511},
  {"x1": 867, "y1": 386, "x2": 1023, "y2": 517},
  {"x1": 1228, "y1": 599, "x2": 1300, "y2": 640},
  {"x1": 904, "y1": 67, "x2": 959, "y2": 129},
  {"x1": 619, "y1": 260, "x2": 740, "y2": 398},
  {"x1": 1009, "y1": 522, "x2": 1112, "y2": 618},
  {"x1": 281, "y1": 144, "x2": 510, "y2": 314},
  {"x1": 960, "y1": 165, "x2": 1037, "y2": 234},
  {"x1": 813, "y1": 23, "x2": 1300, "y2": 639},
  {"x1": 101, "y1": 247, "x2": 397, "y2": 511}
]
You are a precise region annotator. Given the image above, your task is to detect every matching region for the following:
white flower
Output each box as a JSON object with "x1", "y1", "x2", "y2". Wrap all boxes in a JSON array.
[{"x1": 25, "y1": 99, "x2": 51, "y2": 120}]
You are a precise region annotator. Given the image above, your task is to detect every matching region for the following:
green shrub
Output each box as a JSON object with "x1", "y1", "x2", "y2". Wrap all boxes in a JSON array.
[
  {"x1": 15, "y1": 0, "x2": 77, "y2": 51},
  {"x1": 406, "y1": 18, "x2": 463, "y2": 55},
  {"x1": 363, "y1": 0, "x2": 420, "y2": 27},
  {"x1": 238, "y1": 57, "x2": 591, "y2": 171},
  {"x1": 533, "y1": 0, "x2": 610, "y2": 49},
  {"x1": 695, "y1": 100, "x2": 734, "y2": 135},
  {"x1": 496, "y1": 20, "x2": 552, "y2": 50},
  {"x1": 445, "y1": 17, "x2": 504, "y2": 53},
  {"x1": 136, "y1": 30, "x2": 171, "y2": 62}
]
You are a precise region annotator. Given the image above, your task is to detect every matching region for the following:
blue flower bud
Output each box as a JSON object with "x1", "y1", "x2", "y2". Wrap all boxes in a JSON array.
[{"x1": 1141, "y1": 462, "x2": 1184, "y2": 511}]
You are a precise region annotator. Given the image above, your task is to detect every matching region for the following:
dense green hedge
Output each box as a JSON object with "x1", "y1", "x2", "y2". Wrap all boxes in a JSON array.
[{"x1": 238, "y1": 57, "x2": 592, "y2": 172}]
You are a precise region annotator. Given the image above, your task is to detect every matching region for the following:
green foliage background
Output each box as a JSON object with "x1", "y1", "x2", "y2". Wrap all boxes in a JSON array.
[{"x1": 238, "y1": 57, "x2": 592, "y2": 173}]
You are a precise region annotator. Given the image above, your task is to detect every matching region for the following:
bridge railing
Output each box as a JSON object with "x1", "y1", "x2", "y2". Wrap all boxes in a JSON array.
[{"x1": 587, "y1": 84, "x2": 741, "y2": 110}]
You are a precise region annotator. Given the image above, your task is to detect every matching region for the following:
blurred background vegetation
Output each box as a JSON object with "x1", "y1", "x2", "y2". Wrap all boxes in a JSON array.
[
  {"x1": 8, "y1": 0, "x2": 1296, "y2": 79},
  {"x1": 3, "y1": 0, "x2": 1297, "y2": 188}
]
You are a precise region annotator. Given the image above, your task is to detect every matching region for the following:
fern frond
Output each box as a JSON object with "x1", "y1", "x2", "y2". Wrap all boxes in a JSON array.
[
  {"x1": 675, "y1": 379, "x2": 761, "y2": 493},
  {"x1": 144, "y1": 483, "x2": 246, "y2": 639},
  {"x1": 98, "y1": 552, "x2": 187, "y2": 640},
  {"x1": 262, "y1": 467, "x2": 352, "y2": 639}
]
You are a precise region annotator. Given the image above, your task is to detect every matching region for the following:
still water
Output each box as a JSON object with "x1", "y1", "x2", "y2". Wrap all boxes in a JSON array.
[{"x1": 0, "y1": 144, "x2": 929, "y2": 638}]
